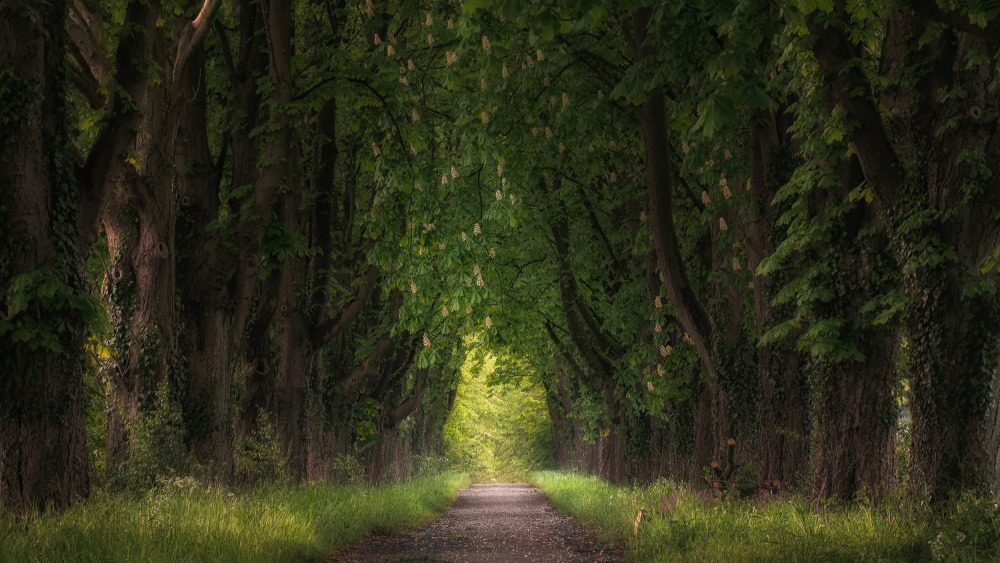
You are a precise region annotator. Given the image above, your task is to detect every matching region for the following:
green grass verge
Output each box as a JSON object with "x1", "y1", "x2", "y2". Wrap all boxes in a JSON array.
[
  {"x1": 0, "y1": 472, "x2": 471, "y2": 563},
  {"x1": 529, "y1": 470, "x2": 1000, "y2": 562}
]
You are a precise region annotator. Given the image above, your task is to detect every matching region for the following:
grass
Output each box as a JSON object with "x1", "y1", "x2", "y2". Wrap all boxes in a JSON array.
[
  {"x1": 0, "y1": 472, "x2": 471, "y2": 563},
  {"x1": 529, "y1": 470, "x2": 1000, "y2": 562}
]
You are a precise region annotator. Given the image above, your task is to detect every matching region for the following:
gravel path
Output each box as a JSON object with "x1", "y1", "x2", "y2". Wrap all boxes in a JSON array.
[{"x1": 335, "y1": 483, "x2": 625, "y2": 562}]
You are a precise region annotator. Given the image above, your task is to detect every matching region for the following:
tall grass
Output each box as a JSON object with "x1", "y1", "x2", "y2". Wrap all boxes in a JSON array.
[
  {"x1": 530, "y1": 470, "x2": 1000, "y2": 562},
  {"x1": 0, "y1": 472, "x2": 471, "y2": 563}
]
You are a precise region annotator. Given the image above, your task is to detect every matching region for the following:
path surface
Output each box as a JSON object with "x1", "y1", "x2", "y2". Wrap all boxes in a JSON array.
[{"x1": 336, "y1": 483, "x2": 624, "y2": 562}]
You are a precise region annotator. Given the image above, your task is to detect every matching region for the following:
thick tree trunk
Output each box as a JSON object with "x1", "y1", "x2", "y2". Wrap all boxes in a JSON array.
[
  {"x1": 747, "y1": 111, "x2": 810, "y2": 485},
  {"x1": 0, "y1": 0, "x2": 91, "y2": 511}
]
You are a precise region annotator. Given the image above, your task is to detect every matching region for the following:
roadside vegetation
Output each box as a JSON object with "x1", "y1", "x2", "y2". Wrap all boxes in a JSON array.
[
  {"x1": 0, "y1": 472, "x2": 470, "y2": 563},
  {"x1": 530, "y1": 471, "x2": 1000, "y2": 562}
]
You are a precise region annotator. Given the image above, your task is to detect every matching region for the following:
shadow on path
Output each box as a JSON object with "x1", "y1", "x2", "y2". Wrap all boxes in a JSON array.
[{"x1": 334, "y1": 483, "x2": 624, "y2": 562}]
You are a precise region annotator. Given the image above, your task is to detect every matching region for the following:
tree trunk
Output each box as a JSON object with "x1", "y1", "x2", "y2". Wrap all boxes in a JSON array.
[{"x1": 0, "y1": 0, "x2": 90, "y2": 510}]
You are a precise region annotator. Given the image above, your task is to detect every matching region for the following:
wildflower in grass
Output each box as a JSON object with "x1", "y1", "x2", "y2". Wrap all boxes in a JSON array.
[
  {"x1": 476, "y1": 274, "x2": 484, "y2": 287},
  {"x1": 501, "y1": 177, "x2": 507, "y2": 186}
]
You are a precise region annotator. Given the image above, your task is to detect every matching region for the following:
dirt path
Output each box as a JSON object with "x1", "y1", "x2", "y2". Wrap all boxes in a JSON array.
[{"x1": 335, "y1": 483, "x2": 624, "y2": 562}]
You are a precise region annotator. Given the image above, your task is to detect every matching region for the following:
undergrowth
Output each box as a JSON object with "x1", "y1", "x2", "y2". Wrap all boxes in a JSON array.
[
  {"x1": 529, "y1": 470, "x2": 1000, "y2": 562},
  {"x1": 0, "y1": 472, "x2": 471, "y2": 563}
]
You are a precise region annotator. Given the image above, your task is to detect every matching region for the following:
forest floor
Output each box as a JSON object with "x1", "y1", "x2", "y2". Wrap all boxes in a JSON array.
[{"x1": 335, "y1": 483, "x2": 624, "y2": 562}]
